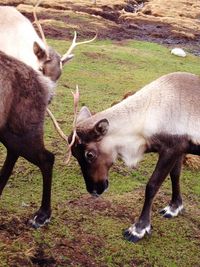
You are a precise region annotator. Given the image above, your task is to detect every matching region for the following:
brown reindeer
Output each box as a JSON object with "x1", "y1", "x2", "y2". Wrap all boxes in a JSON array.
[
  {"x1": 0, "y1": 4, "x2": 96, "y2": 130},
  {"x1": 0, "y1": 51, "x2": 56, "y2": 227},
  {"x1": 0, "y1": 3, "x2": 96, "y2": 227}
]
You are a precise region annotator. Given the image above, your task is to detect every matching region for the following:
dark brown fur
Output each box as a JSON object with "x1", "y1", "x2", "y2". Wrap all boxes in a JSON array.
[
  {"x1": 0, "y1": 51, "x2": 54, "y2": 227},
  {"x1": 71, "y1": 127, "x2": 200, "y2": 242}
]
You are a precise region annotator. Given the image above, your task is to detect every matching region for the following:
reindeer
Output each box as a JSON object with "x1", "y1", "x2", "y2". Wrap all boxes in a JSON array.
[
  {"x1": 69, "y1": 72, "x2": 200, "y2": 242},
  {"x1": 0, "y1": 4, "x2": 96, "y2": 126},
  {"x1": 0, "y1": 5, "x2": 60, "y2": 81},
  {"x1": 0, "y1": 3, "x2": 95, "y2": 227},
  {"x1": 0, "y1": 51, "x2": 56, "y2": 228},
  {"x1": 0, "y1": 5, "x2": 96, "y2": 82}
]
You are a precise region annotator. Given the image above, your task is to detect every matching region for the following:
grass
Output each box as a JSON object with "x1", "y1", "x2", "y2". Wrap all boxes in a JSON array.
[{"x1": 0, "y1": 39, "x2": 200, "y2": 266}]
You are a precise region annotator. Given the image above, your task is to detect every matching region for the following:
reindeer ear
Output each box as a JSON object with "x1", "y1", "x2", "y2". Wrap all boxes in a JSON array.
[
  {"x1": 94, "y1": 119, "x2": 109, "y2": 137},
  {"x1": 33, "y1": 42, "x2": 47, "y2": 60},
  {"x1": 77, "y1": 106, "x2": 92, "y2": 124}
]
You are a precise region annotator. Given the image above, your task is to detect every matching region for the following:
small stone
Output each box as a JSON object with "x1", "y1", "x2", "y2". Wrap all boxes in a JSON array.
[{"x1": 171, "y1": 48, "x2": 186, "y2": 57}]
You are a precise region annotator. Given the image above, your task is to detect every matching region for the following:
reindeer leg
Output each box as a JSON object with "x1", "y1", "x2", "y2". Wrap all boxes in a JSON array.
[
  {"x1": 124, "y1": 149, "x2": 178, "y2": 243},
  {"x1": 0, "y1": 149, "x2": 18, "y2": 196},
  {"x1": 160, "y1": 155, "x2": 184, "y2": 218},
  {"x1": 26, "y1": 148, "x2": 55, "y2": 228},
  {"x1": 2, "y1": 130, "x2": 54, "y2": 228}
]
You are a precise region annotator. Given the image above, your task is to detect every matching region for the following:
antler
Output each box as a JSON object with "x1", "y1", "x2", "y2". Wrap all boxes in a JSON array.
[
  {"x1": 46, "y1": 86, "x2": 80, "y2": 165},
  {"x1": 46, "y1": 108, "x2": 68, "y2": 142},
  {"x1": 61, "y1": 31, "x2": 97, "y2": 64},
  {"x1": 33, "y1": 0, "x2": 49, "y2": 59},
  {"x1": 65, "y1": 85, "x2": 80, "y2": 164}
]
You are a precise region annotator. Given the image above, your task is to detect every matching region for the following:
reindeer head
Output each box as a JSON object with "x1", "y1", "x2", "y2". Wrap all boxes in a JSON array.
[
  {"x1": 33, "y1": 43, "x2": 61, "y2": 81},
  {"x1": 33, "y1": 1, "x2": 96, "y2": 82},
  {"x1": 69, "y1": 106, "x2": 116, "y2": 196},
  {"x1": 50, "y1": 97, "x2": 113, "y2": 196},
  {"x1": 33, "y1": 32, "x2": 96, "y2": 82}
]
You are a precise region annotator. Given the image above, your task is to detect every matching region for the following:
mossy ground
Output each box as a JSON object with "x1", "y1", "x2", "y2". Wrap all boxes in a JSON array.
[{"x1": 0, "y1": 39, "x2": 200, "y2": 266}]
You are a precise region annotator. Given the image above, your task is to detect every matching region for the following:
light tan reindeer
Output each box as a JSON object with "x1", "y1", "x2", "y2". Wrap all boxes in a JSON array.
[
  {"x1": 68, "y1": 72, "x2": 200, "y2": 242},
  {"x1": 0, "y1": 3, "x2": 96, "y2": 82}
]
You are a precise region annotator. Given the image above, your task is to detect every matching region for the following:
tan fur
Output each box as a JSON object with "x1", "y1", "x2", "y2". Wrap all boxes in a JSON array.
[
  {"x1": 76, "y1": 72, "x2": 200, "y2": 168},
  {"x1": 78, "y1": 72, "x2": 200, "y2": 141},
  {"x1": 0, "y1": 6, "x2": 45, "y2": 70}
]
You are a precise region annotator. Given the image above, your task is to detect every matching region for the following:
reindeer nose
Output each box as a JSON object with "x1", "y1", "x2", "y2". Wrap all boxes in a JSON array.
[{"x1": 90, "y1": 179, "x2": 109, "y2": 196}]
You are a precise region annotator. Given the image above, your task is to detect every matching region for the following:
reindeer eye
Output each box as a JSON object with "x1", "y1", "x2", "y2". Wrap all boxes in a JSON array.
[{"x1": 85, "y1": 151, "x2": 96, "y2": 162}]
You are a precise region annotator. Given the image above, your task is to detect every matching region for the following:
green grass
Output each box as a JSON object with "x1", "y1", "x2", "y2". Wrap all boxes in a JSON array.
[{"x1": 0, "y1": 39, "x2": 200, "y2": 266}]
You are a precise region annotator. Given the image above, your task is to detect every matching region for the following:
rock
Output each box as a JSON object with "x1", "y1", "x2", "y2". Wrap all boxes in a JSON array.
[{"x1": 171, "y1": 48, "x2": 186, "y2": 57}]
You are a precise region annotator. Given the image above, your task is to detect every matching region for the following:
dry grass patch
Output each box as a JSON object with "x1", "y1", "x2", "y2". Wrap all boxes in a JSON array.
[{"x1": 3, "y1": 0, "x2": 200, "y2": 45}]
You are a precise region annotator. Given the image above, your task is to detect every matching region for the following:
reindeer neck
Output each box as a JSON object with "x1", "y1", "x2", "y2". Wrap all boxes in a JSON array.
[
  {"x1": 77, "y1": 93, "x2": 148, "y2": 168},
  {"x1": 79, "y1": 91, "x2": 147, "y2": 135}
]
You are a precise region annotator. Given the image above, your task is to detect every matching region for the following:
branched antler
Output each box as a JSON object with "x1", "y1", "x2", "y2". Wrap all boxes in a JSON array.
[
  {"x1": 61, "y1": 31, "x2": 97, "y2": 64},
  {"x1": 46, "y1": 87, "x2": 80, "y2": 165},
  {"x1": 47, "y1": 85, "x2": 79, "y2": 164},
  {"x1": 32, "y1": 1, "x2": 85, "y2": 164}
]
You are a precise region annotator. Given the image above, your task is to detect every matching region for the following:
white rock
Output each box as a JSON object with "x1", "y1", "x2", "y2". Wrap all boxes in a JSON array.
[{"x1": 171, "y1": 48, "x2": 186, "y2": 57}]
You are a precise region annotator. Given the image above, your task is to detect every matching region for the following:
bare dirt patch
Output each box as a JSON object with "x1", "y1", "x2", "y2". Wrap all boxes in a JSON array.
[
  {"x1": 52, "y1": 233, "x2": 106, "y2": 267},
  {"x1": 67, "y1": 193, "x2": 141, "y2": 221}
]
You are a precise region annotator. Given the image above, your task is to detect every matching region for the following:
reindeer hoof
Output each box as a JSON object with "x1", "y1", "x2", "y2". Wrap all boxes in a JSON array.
[
  {"x1": 28, "y1": 210, "x2": 51, "y2": 228},
  {"x1": 123, "y1": 224, "x2": 151, "y2": 243},
  {"x1": 29, "y1": 216, "x2": 51, "y2": 228},
  {"x1": 159, "y1": 204, "x2": 184, "y2": 218},
  {"x1": 123, "y1": 229, "x2": 142, "y2": 243}
]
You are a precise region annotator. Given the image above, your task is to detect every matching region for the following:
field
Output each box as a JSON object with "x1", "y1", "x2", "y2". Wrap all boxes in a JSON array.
[
  {"x1": 0, "y1": 38, "x2": 200, "y2": 266},
  {"x1": 0, "y1": 0, "x2": 200, "y2": 266}
]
